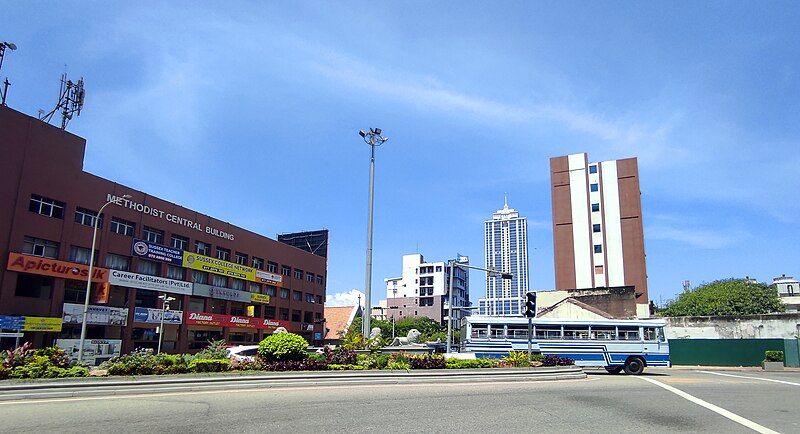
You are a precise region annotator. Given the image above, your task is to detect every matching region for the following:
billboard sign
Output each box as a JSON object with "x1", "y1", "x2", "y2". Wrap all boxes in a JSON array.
[
  {"x1": 255, "y1": 270, "x2": 283, "y2": 286},
  {"x1": 108, "y1": 270, "x2": 192, "y2": 295},
  {"x1": 182, "y1": 251, "x2": 256, "y2": 281},
  {"x1": 250, "y1": 293, "x2": 271, "y2": 304},
  {"x1": 131, "y1": 238, "x2": 183, "y2": 265},
  {"x1": 0, "y1": 315, "x2": 62, "y2": 332},
  {"x1": 7, "y1": 252, "x2": 108, "y2": 283},
  {"x1": 62, "y1": 303, "x2": 128, "y2": 326},
  {"x1": 133, "y1": 307, "x2": 183, "y2": 324},
  {"x1": 185, "y1": 312, "x2": 290, "y2": 332},
  {"x1": 192, "y1": 283, "x2": 251, "y2": 303},
  {"x1": 57, "y1": 339, "x2": 121, "y2": 366}
]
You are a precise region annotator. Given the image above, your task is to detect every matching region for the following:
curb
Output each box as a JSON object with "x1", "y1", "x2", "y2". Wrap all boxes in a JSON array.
[{"x1": 0, "y1": 366, "x2": 585, "y2": 392}]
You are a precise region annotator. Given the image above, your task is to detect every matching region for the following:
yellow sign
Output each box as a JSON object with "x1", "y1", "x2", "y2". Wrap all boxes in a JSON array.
[
  {"x1": 246, "y1": 305, "x2": 255, "y2": 317},
  {"x1": 23, "y1": 317, "x2": 63, "y2": 332},
  {"x1": 182, "y1": 252, "x2": 256, "y2": 281},
  {"x1": 250, "y1": 293, "x2": 271, "y2": 304}
]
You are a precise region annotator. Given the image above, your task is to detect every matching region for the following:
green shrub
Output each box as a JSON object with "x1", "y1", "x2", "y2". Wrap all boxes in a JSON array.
[
  {"x1": 530, "y1": 353, "x2": 544, "y2": 363},
  {"x1": 102, "y1": 349, "x2": 189, "y2": 376},
  {"x1": 327, "y1": 364, "x2": 366, "y2": 370},
  {"x1": 386, "y1": 361, "x2": 411, "y2": 370},
  {"x1": 504, "y1": 351, "x2": 530, "y2": 367},
  {"x1": 765, "y1": 351, "x2": 784, "y2": 362},
  {"x1": 357, "y1": 353, "x2": 389, "y2": 370},
  {"x1": 307, "y1": 352, "x2": 326, "y2": 363},
  {"x1": 258, "y1": 333, "x2": 309, "y2": 362},
  {"x1": 445, "y1": 358, "x2": 497, "y2": 369},
  {"x1": 189, "y1": 358, "x2": 230, "y2": 372},
  {"x1": 193, "y1": 339, "x2": 229, "y2": 360},
  {"x1": 0, "y1": 366, "x2": 8, "y2": 380}
]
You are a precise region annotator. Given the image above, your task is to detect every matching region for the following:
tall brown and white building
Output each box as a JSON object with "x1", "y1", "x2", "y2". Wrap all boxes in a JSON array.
[{"x1": 550, "y1": 153, "x2": 649, "y2": 318}]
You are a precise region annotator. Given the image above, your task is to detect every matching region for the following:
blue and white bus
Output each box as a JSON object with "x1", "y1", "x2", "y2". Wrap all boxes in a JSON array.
[{"x1": 462, "y1": 316, "x2": 670, "y2": 374}]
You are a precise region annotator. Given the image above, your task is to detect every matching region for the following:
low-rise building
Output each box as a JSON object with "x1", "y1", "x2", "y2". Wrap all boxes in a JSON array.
[{"x1": 772, "y1": 274, "x2": 800, "y2": 312}]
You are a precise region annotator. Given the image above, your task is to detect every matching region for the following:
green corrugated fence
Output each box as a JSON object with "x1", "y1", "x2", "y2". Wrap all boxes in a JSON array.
[{"x1": 669, "y1": 338, "x2": 800, "y2": 367}]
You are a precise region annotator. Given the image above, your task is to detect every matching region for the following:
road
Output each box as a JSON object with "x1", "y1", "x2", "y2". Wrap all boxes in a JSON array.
[{"x1": 0, "y1": 368, "x2": 797, "y2": 433}]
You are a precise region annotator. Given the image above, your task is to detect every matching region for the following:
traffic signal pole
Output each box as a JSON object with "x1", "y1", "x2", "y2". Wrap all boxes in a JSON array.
[{"x1": 525, "y1": 291, "x2": 537, "y2": 361}]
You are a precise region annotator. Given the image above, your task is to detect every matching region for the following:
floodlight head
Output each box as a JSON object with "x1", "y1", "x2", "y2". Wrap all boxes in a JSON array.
[
  {"x1": 359, "y1": 130, "x2": 366, "y2": 138},
  {"x1": 2, "y1": 42, "x2": 16, "y2": 51},
  {"x1": 373, "y1": 128, "x2": 382, "y2": 135}
]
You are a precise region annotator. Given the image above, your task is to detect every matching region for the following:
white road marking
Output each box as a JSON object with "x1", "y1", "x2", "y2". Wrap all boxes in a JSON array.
[
  {"x1": 699, "y1": 371, "x2": 800, "y2": 387},
  {"x1": 637, "y1": 376, "x2": 780, "y2": 434}
]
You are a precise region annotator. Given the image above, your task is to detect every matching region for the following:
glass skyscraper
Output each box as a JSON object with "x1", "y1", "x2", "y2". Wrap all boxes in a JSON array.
[{"x1": 479, "y1": 198, "x2": 529, "y2": 316}]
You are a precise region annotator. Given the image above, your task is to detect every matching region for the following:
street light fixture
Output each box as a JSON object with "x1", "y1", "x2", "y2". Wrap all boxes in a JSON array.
[
  {"x1": 77, "y1": 194, "x2": 130, "y2": 364},
  {"x1": 157, "y1": 294, "x2": 176, "y2": 354},
  {"x1": 359, "y1": 127, "x2": 388, "y2": 339},
  {"x1": 446, "y1": 257, "x2": 512, "y2": 353}
]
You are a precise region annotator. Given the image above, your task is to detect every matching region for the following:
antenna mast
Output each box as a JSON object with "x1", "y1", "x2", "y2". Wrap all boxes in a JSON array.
[{"x1": 39, "y1": 72, "x2": 85, "y2": 129}]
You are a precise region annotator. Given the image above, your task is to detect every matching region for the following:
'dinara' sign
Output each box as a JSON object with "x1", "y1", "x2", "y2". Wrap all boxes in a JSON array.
[{"x1": 106, "y1": 194, "x2": 235, "y2": 241}]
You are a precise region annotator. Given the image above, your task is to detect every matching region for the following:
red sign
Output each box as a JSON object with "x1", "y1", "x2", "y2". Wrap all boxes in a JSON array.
[
  {"x1": 7, "y1": 253, "x2": 109, "y2": 283},
  {"x1": 185, "y1": 312, "x2": 291, "y2": 332}
]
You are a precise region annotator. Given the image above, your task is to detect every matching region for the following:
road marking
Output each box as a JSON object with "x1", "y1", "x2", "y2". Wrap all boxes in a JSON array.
[
  {"x1": 699, "y1": 371, "x2": 800, "y2": 387},
  {"x1": 0, "y1": 377, "x2": 592, "y2": 406},
  {"x1": 637, "y1": 376, "x2": 779, "y2": 434}
]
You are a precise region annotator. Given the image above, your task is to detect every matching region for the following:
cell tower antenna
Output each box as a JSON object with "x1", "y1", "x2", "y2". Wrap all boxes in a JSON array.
[{"x1": 39, "y1": 71, "x2": 85, "y2": 129}]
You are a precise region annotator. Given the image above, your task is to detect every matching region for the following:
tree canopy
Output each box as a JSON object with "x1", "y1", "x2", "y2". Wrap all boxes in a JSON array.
[
  {"x1": 347, "y1": 315, "x2": 445, "y2": 342},
  {"x1": 661, "y1": 278, "x2": 785, "y2": 317}
]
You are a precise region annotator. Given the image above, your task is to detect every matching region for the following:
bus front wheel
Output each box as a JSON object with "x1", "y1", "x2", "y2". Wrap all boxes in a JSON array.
[
  {"x1": 605, "y1": 366, "x2": 623, "y2": 374},
  {"x1": 623, "y1": 357, "x2": 645, "y2": 375}
]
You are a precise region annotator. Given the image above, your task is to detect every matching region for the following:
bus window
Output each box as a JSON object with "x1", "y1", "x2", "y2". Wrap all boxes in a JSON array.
[
  {"x1": 563, "y1": 326, "x2": 590, "y2": 340},
  {"x1": 591, "y1": 327, "x2": 615, "y2": 340},
  {"x1": 657, "y1": 327, "x2": 666, "y2": 342},
  {"x1": 618, "y1": 326, "x2": 640, "y2": 341},
  {"x1": 507, "y1": 325, "x2": 529, "y2": 339},
  {"x1": 471, "y1": 324, "x2": 488, "y2": 339},
  {"x1": 643, "y1": 327, "x2": 657, "y2": 341},
  {"x1": 490, "y1": 326, "x2": 506, "y2": 339},
  {"x1": 535, "y1": 325, "x2": 561, "y2": 340}
]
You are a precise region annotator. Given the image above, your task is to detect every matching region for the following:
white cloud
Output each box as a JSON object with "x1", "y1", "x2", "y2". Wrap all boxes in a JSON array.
[
  {"x1": 647, "y1": 225, "x2": 748, "y2": 249},
  {"x1": 326, "y1": 289, "x2": 365, "y2": 307}
]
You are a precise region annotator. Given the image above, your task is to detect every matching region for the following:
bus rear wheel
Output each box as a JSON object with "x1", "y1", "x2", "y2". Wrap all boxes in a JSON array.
[
  {"x1": 623, "y1": 357, "x2": 645, "y2": 375},
  {"x1": 605, "y1": 366, "x2": 623, "y2": 374}
]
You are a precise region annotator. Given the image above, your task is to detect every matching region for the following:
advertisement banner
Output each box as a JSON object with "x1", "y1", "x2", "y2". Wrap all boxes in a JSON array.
[
  {"x1": 250, "y1": 293, "x2": 271, "y2": 304},
  {"x1": 182, "y1": 251, "x2": 256, "y2": 281},
  {"x1": 6, "y1": 252, "x2": 109, "y2": 283},
  {"x1": 192, "y1": 283, "x2": 251, "y2": 303},
  {"x1": 62, "y1": 303, "x2": 128, "y2": 326},
  {"x1": 131, "y1": 238, "x2": 184, "y2": 265},
  {"x1": 185, "y1": 312, "x2": 290, "y2": 331},
  {"x1": 133, "y1": 307, "x2": 183, "y2": 324},
  {"x1": 22, "y1": 317, "x2": 63, "y2": 332},
  {"x1": 57, "y1": 339, "x2": 121, "y2": 366},
  {"x1": 108, "y1": 270, "x2": 193, "y2": 295},
  {"x1": 255, "y1": 270, "x2": 283, "y2": 286}
]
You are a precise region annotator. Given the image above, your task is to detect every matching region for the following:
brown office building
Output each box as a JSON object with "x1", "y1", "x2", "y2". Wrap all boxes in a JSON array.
[
  {"x1": 0, "y1": 105, "x2": 327, "y2": 362},
  {"x1": 550, "y1": 152, "x2": 649, "y2": 318}
]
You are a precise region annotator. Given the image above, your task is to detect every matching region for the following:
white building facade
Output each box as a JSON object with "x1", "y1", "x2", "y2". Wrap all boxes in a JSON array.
[{"x1": 479, "y1": 199, "x2": 529, "y2": 316}]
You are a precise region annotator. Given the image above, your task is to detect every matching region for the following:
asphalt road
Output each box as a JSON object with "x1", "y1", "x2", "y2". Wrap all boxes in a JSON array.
[{"x1": 0, "y1": 368, "x2": 797, "y2": 433}]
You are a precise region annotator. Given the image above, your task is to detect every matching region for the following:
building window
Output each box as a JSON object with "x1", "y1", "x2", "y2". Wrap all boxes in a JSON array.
[
  {"x1": 265, "y1": 285, "x2": 277, "y2": 296},
  {"x1": 105, "y1": 254, "x2": 131, "y2": 271},
  {"x1": 281, "y1": 265, "x2": 291, "y2": 276},
  {"x1": 195, "y1": 241, "x2": 210, "y2": 256},
  {"x1": 142, "y1": 227, "x2": 164, "y2": 244},
  {"x1": 315, "y1": 295, "x2": 323, "y2": 304},
  {"x1": 306, "y1": 272, "x2": 314, "y2": 282},
  {"x1": 68, "y1": 246, "x2": 94, "y2": 265},
  {"x1": 137, "y1": 259, "x2": 160, "y2": 276},
  {"x1": 280, "y1": 288, "x2": 289, "y2": 299},
  {"x1": 29, "y1": 194, "x2": 65, "y2": 219},
  {"x1": 594, "y1": 265, "x2": 604, "y2": 275},
  {"x1": 291, "y1": 310, "x2": 301, "y2": 322},
  {"x1": 590, "y1": 183, "x2": 599, "y2": 192},
  {"x1": 279, "y1": 308, "x2": 290, "y2": 321},
  {"x1": 212, "y1": 274, "x2": 227, "y2": 287},
  {"x1": 252, "y1": 257, "x2": 264, "y2": 270},
  {"x1": 167, "y1": 265, "x2": 184, "y2": 280},
  {"x1": 594, "y1": 244, "x2": 603, "y2": 254},
  {"x1": 265, "y1": 306, "x2": 276, "y2": 319},
  {"x1": 304, "y1": 311, "x2": 314, "y2": 323},
  {"x1": 294, "y1": 269, "x2": 303, "y2": 280},
  {"x1": 593, "y1": 224, "x2": 601, "y2": 233},
  {"x1": 110, "y1": 218, "x2": 136, "y2": 236},
  {"x1": 192, "y1": 270, "x2": 208, "y2": 284},
  {"x1": 315, "y1": 275, "x2": 323, "y2": 285},
  {"x1": 75, "y1": 207, "x2": 103, "y2": 228},
  {"x1": 216, "y1": 247, "x2": 230, "y2": 261},
  {"x1": 171, "y1": 235, "x2": 189, "y2": 251},
  {"x1": 248, "y1": 282, "x2": 261, "y2": 293},
  {"x1": 235, "y1": 252, "x2": 248, "y2": 266},
  {"x1": 15, "y1": 274, "x2": 53, "y2": 299},
  {"x1": 267, "y1": 261, "x2": 278, "y2": 273},
  {"x1": 22, "y1": 236, "x2": 59, "y2": 258},
  {"x1": 292, "y1": 290, "x2": 302, "y2": 301},
  {"x1": 589, "y1": 165, "x2": 597, "y2": 174},
  {"x1": 305, "y1": 293, "x2": 315, "y2": 303},
  {"x1": 231, "y1": 279, "x2": 246, "y2": 291},
  {"x1": 591, "y1": 203, "x2": 600, "y2": 212}
]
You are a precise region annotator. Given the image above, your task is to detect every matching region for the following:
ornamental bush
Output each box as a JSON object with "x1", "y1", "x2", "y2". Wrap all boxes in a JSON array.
[
  {"x1": 1, "y1": 344, "x2": 87, "y2": 379},
  {"x1": 258, "y1": 333, "x2": 309, "y2": 362},
  {"x1": 357, "y1": 353, "x2": 389, "y2": 370},
  {"x1": 541, "y1": 355, "x2": 574, "y2": 366},
  {"x1": 327, "y1": 364, "x2": 366, "y2": 370},
  {"x1": 765, "y1": 351, "x2": 784, "y2": 362},
  {"x1": 189, "y1": 358, "x2": 230, "y2": 372},
  {"x1": 386, "y1": 361, "x2": 411, "y2": 370},
  {"x1": 261, "y1": 359, "x2": 327, "y2": 371},
  {"x1": 444, "y1": 358, "x2": 497, "y2": 369},
  {"x1": 325, "y1": 347, "x2": 357, "y2": 365},
  {"x1": 503, "y1": 351, "x2": 531, "y2": 368},
  {"x1": 408, "y1": 354, "x2": 446, "y2": 369}
]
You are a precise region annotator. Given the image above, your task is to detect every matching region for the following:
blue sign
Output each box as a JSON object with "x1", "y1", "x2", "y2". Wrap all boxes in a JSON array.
[
  {"x1": 133, "y1": 307, "x2": 183, "y2": 324},
  {"x1": 0, "y1": 315, "x2": 25, "y2": 330},
  {"x1": 131, "y1": 238, "x2": 183, "y2": 265}
]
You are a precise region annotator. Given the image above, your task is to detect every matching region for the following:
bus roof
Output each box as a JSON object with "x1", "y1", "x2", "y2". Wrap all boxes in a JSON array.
[{"x1": 465, "y1": 315, "x2": 667, "y2": 327}]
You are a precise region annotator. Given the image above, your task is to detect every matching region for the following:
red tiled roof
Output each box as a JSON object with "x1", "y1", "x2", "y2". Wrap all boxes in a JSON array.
[{"x1": 324, "y1": 305, "x2": 360, "y2": 340}]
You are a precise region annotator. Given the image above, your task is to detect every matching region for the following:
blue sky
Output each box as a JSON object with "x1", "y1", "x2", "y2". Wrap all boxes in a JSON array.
[{"x1": 4, "y1": 2, "x2": 799, "y2": 306}]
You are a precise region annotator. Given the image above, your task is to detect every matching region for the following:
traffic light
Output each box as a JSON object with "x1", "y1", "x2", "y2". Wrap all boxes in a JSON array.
[{"x1": 525, "y1": 292, "x2": 537, "y2": 318}]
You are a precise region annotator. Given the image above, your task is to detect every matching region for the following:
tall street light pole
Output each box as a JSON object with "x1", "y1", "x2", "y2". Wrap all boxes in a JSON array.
[
  {"x1": 157, "y1": 294, "x2": 175, "y2": 354},
  {"x1": 359, "y1": 128, "x2": 388, "y2": 339},
  {"x1": 78, "y1": 194, "x2": 130, "y2": 363}
]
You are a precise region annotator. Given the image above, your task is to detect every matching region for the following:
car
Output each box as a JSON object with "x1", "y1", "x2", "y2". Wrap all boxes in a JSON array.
[{"x1": 227, "y1": 345, "x2": 259, "y2": 362}]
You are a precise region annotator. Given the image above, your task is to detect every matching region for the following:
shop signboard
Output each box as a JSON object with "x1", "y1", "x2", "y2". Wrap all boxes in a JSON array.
[
  {"x1": 182, "y1": 251, "x2": 256, "y2": 281},
  {"x1": 185, "y1": 312, "x2": 290, "y2": 332},
  {"x1": 255, "y1": 270, "x2": 283, "y2": 286},
  {"x1": 192, "y1": 283, "x2": 251, "y2": 303},
  {"x1": 131, "y1": 238, "x2": 183, "y2": 265},
  {"x1": 57, "y1": 339, "x2": 121, "y2": 366},
  {"x1": 0, "y1": 315, "x2": 25, "y2": 330},
  {"x1": 108, "y1": 270, "x2": 193, "y2": 295},
  {"x1": 62, "y1": 303, "x2": 128, "y2": 326},
  {"x1": 250, "y1": 293, "x2": 271, "y2": 304},
  {"x1": 6, "y1": 252, "x2": 109, "y2": 283},
  {"x1": 133, "y1": 307, "x2": 183, "y2": 324},
  {"x1": 0, "y1": 315, "x2": 62, "y2": 332}
]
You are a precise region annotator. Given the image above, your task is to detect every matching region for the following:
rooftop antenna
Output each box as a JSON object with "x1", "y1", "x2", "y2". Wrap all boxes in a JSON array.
[
  {"x1": 39, "y1": 70, "x2": 85, "y2": 129},
  {"x1": 0, "y1": 41, "x2": 17, "y2": 106}
]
